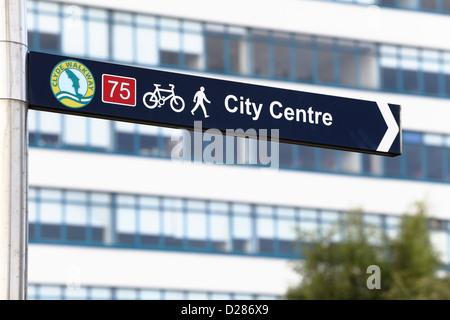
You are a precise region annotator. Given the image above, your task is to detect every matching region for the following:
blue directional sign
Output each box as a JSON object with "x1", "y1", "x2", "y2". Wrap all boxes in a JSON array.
[{"x1": 27, "y1": 51, "x2": 401, "y2": 156}]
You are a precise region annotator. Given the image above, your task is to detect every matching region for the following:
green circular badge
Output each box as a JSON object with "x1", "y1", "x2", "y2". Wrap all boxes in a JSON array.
[{"x1": 50, "y1": 59, "x2": 96, "y2": 108}]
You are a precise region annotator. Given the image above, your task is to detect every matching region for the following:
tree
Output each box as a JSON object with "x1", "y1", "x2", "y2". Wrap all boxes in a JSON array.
[
  {"x1": 285, "y1": 201, "x2": 450, "y2": 300},
  {"x1": 385, "y1": 201, "x2": 450, "y2": 300}
]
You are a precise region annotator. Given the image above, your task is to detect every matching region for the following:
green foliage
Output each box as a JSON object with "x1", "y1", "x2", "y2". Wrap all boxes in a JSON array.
[{"x1": 285, "y1": 201, "x2": 450, "y2": 300}]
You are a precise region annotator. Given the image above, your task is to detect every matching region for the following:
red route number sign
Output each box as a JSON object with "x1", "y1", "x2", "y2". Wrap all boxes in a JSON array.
[{"x1": 102, "y1": 74, "x2": 136, "y2": 107}]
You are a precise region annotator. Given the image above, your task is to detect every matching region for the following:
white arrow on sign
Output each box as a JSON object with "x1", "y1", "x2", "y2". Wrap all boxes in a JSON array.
[{"x1": 376, "y1": 102, "x2": 399, "y2": 153}]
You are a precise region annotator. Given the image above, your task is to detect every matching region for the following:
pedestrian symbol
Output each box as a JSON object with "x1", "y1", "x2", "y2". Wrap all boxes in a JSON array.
[{"x1": 191, "y1": 86, "x2": 211, "y2": 118}]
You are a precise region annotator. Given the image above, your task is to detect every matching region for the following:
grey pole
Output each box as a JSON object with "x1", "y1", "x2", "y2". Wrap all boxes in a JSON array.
[{"x1": 0, "y1": 0, "x2": 28, "y2": 300}]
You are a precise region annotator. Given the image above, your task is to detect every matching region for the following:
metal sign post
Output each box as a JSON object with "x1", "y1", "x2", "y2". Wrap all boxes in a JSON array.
[{"x1": 0, "y1": 0, "x2": 28, "y2": 300}]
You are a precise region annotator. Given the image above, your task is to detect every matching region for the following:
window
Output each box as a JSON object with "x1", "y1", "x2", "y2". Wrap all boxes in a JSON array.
[
  {"x1": 251, "y1": 30, "x2": 269, "y2": 76},
  {"x1": 115, "y1": 121, "x2": 136, "y2": 153},
  {"x1": 424, "y1": 134, "x2": 444, "y2": 180},
  {"x1": 160, "y1": 18, "x2": 181, "y2": 66},
  {"x1": 187, "y1": 201, "x2": 207, "y2": 250},
  {"x1": 90, "y1": 118, "x2": 111, "y2": 150},
  {"x1": 64, "y1": 115, "x2": 87, "y2": 147},
  {"x1": 422, "y1": 50, "x2": 440, "y2": 95},
  {"x1": 422, "y1": 0, "x2": 438, "y2": 10},
  {"x1": 229, "y1": 27, "x2": 248, "y2": 74},
  {"x1": 295, "y1": 35, "x2": 314, "y2": 82},
  {"x1": 206, "y1": 24, "x2": 225, "y2": 72},
  {"x1": 406, "y1": 144, "x2": 422, "y2": 178},
  {"x1": 113, "y1": 12, "x2": 133, "y2": 62},
  {"x1": 401, "y1": 48, "x2": 419, "y2": 93},
  {"x1": 62, "y1": 4, "x2": 85, "y2": 56},
  {"x1": 232, "y1": 215, "x2": 253, "y2": 253},
  {"x1": 163, "y1": 198, "x2": 184, "y2": 248},
  {"x1": 380, "y1": 46, "x2": 398, "y2": 91},
  {"x1": 116, "y1": 195, "x2": 137, "y2": 245},
  {"x1": 362, "y1": 154, "x2": 383, "y2": 176},
  {"x1": 317, "y1": 38, "x2": 335, "y2": 83},
  {"x1": 273, "y1": 32, "x2": 291, "y2": 79},
  {"x1": 338, "y1": 40, "x2": 357, "y2": 87},
  {"x1": 138, "y1": 125, "x2": 159, "y2": 155},
  {"x1": 298, "y1": 145, "x2": 315, "y2": 169},
  {"x1": 182, "y1": 21, "x2": 204, "y2": 70},
  {"x1": 87, "y1": 8, "x2": 109, "y2": 59},
  {"x1": 359, "y1": 43, "x2": 378, "y2": 89},
  {"x1": 279, "y1": 143, "x2": 294, "y2": 167},
  {"x1": 256, "y1": 206, "x2": 275, "y2": 254},
  {"x1": 320, "y1": 149, "x2": 338, "y2": 171},
  {"x1": 277, "y1": 218, "x2": 297, "y2": 255},
  {"x1": 39, "y1": 112, "x2": 61, "y2": 146},
  {"x1": 385, "y1": 155, "x2": 402, "y2": 177},
  {"x1": 136, "y1": 15, "x2": 157, "y2": 65},
  {"x1": 91, "y1": 194, "x2": 111, "y2": 244}
]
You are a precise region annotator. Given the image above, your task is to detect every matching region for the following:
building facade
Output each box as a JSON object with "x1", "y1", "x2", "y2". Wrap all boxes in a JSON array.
[{"x1": 25, "y1": 0, "x2": 450, "y2": 299}]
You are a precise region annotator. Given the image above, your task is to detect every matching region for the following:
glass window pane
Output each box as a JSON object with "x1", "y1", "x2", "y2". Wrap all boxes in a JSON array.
[
  {"x1": 65, "y1": 287, "x2": 88, "y2": 300},
  {"x1": 164, "y1": 210, "x2": 183, "y2": 247},
  {"x1": 211, "y1": 214, "x2": 230, "y2": 252},
  {"x1": 140, "y1": 209, "x2": 160, "y2": 234},
  {"x1": 257, "y1": 217, "x2": 274, "y2": 237},
  {"x1": 91, "y1": 206, "x2": 110, "y2": 244},
  {"x1": 187, "y1": 213, "x2": 207, "y2": 239},
  {"x1": 113, "y1": 13, "x2": 133, "y2": 62},
  {"x1": 41, "y1": 189, "x2": 62, "y2": 201},
  {"x1": 40, "y1": 202, "x2": 62, "y2": 224},
  {"x1": 91, "y1": 288, "x2": 112, "y2": 300},
  {"x1": 320, "y1": 149, "x2": 338, "y2": 171},
  {"x1": 116, "y1": 289, "x2": 137, "y2": 300},
  {"x1": 444, "y1": 0, "x2": 450, "y2": 12},
  {"x1": 426, "y1": 146, "x2": 443, "y2": 180},
  {"x1": 117, "y1": 208, "x2": 136, "y2": 233},
  {"x1": 385, "y1": 156, "x2": 401, "y2": 177},
  {"x1": 62, "y1": 5, "x2": 85, "y2": 56},
  {"x1": 165, "y1": 291, "x2": 184, "y2": 300},
  {"x1": 117, "y1": 195, "x2": 136, "y2": 206},
  {"x1": 257, "y1": 217, "x2": 274, "y2": 253},
  {"x1": 140, "y1": 289, "x2": 161, "y2": 300},
  {"x1": 317, "y1": 49, "x2": 334, "y2": 83},
  {"x1": 39, "y1": 285, "x2": 62, "y2": 300},
  {"x1": 38, "y1": 2, "x2": 60, "y2": 34},
  {"x1": 89, "y1": 118, "x2": 111, "y2": 149},
  {"x1": 65, "y1": 115, "x2": 87, "y2": 146},
  {"x1": 230, "y1": 31, "x2": 248, "y2": 74},
  {"x1": 232, "y1": 203, "x2": 251, "y2": 215},
  {"x1": 91, "y1": 192, "x2": 110, "y2": 204},
  {"x1": 233, "y1": 216, "x2": 252, "y2": 252},
  {"x1": 402, "y1": 69, "x2": 419, "y2": 92},
  {"x1": 39, "y1": 112, "x2": 61, "y2": 145},
  {"x1": 406, "y1": 144, "x2": 422, "y2": 178},
  {"x1": 187, "y1": 292, "x2": 208, "y2": 300},
  {"x1": 339, "y1": 51, "x2": 356, "y2": 86},
  {"x1": 88, "y1": 9, "x2": 108, "y2": 59},
  {"x1": 160, "y1": 19, "x2": 180, "y2": 66},
  {"x1": 137, "y1": 27, "x2": 158, "y2": 65},
  {"x1": 206, "y1": 31, "x2": 224, "y2": 72},
  {"x1": 252, "y1": 30, "x2": 269, "y2": 76},
  {"x1": 274, "y1": 32, "x2": 291, "y2": 79},
  {"x1": 187, "y1": 200, "x2": 206, "y2": 211},
  {"x1": 184, "y1": 31, "x2": 204, "y2": 70},
  {"x1": 163, "y1": 198, "x2": 183, "y2": 210},
  {"x1": 210, "y1": 201, "x2": 228, "y2": 213},
  {"x1": 299, "y1": 145, "x2": 315, "y2": 169},
  {"x1": 66, "y1": 204, "x2": 87, "y2": 226},
  {"x1": 359, "y1": 43, "x2": 378, "y2": 89}
]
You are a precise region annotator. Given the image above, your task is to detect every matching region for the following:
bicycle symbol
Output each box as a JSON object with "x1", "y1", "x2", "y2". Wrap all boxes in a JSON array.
[{"x1": 143, "y1": 84, "x2": 185, "y2": 112}]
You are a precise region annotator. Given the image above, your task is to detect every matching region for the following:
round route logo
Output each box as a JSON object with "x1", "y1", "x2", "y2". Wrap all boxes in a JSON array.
[{"x1": 50, "y1": 59, "x2": 95, "y2": 108}]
